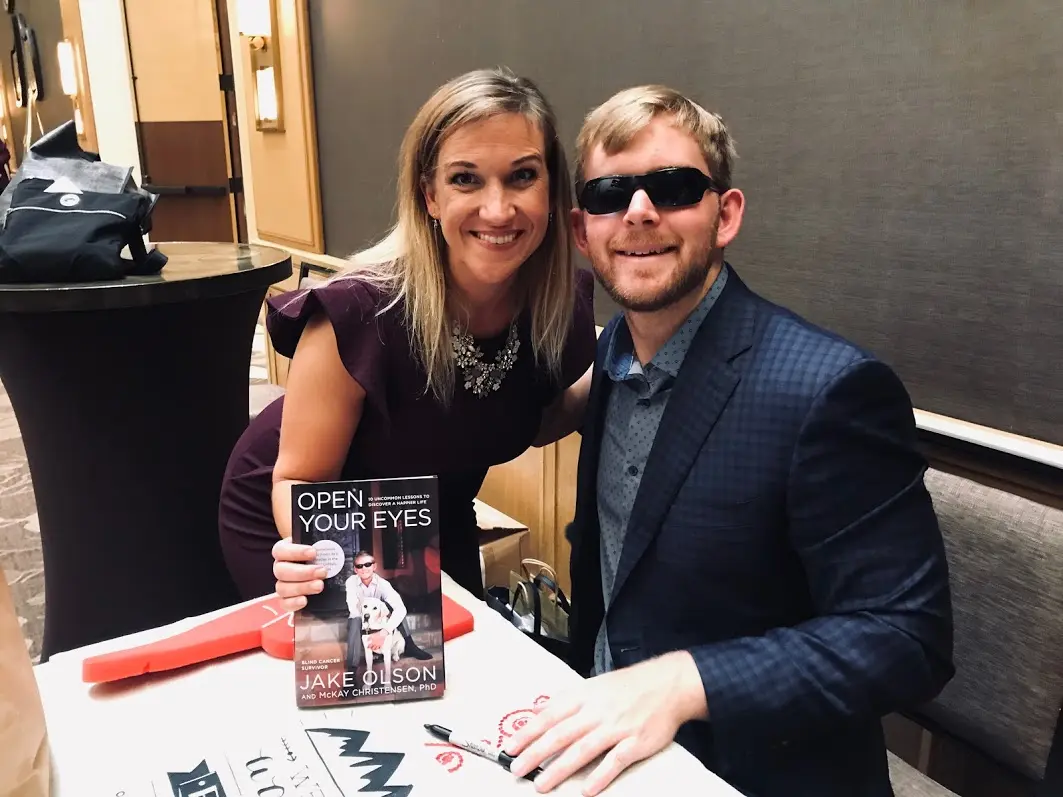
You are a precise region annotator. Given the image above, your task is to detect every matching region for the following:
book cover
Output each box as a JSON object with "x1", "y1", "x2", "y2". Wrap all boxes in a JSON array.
[{"x1": 291, "y1": 476, "x2": 445, "y2": 708}]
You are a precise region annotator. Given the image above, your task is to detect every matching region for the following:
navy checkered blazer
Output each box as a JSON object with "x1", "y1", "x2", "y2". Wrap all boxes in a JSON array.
[{"x1": 567, "y1": 265, "x2": 954, "y2": 797}]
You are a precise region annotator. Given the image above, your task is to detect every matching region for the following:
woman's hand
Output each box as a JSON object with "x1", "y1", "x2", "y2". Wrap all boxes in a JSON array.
[{"x1": 272, "y1": 538, "x2": 327, "y2": 612}]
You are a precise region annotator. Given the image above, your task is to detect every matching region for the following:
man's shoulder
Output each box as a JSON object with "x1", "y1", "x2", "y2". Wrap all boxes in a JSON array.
[{"x1": 742, "y1": 281, "x2": 881, "y2": 394}]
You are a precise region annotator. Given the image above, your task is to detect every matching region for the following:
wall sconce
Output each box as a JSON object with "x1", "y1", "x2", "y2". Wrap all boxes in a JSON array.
[
  {"x1": 55, "y1": 39, "x2": 84, "y2": 138},
  {"x1": 56, "y1": 39, "x2": 76, "y2": 97},
  {"x1": 237, "y1": 0, "x2": 283, "y2": 132}
]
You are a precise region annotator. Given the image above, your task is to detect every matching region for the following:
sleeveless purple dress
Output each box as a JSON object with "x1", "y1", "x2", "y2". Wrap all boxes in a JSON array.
[{"x1": 218, "y1": 269, "x2": 596, "y2": 600}]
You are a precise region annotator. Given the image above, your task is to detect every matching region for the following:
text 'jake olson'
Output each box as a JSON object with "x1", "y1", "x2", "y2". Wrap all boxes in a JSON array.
[
  {"x1": 295, "y1": 486, "x2": 432, "y2": 534},
  {"x1": 297, "y1": 663, "x2": 437, "y2": 697}
]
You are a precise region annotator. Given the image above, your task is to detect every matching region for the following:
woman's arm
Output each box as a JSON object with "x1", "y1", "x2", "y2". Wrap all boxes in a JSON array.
[
  {"x1": 532, "y1": 364, "x2": 593, "y2": 447},
  {"x1": 271, "y1": 312, "x2": 366, "y2": 539}
]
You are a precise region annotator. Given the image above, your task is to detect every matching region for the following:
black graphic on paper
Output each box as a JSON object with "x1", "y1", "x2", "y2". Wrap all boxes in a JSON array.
[
  {"x1": 168, "y1": 759, "x2": 227, "y2": 797},
  {"x1": 281, "y1": 736, "x2": 298, "y2": 762},
  {"x1": 305, "y1": 728, "x2": 413, "y2": 796}
]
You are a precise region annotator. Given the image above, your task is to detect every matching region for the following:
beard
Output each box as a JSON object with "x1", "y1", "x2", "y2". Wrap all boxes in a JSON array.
[{"x1": 592, "y1": 218, "x2": 719, "y2": 313}]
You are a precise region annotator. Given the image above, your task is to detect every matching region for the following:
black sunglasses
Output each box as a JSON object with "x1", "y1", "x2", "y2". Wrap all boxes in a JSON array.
[
  {"x1": 577, "y1": 167, "x2": 724, "y2": 215},
  {"x1": 354, "y1": 561, "x2": 375, "y2": 569}
]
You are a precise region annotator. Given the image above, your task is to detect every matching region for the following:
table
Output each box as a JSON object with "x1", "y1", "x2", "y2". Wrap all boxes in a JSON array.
[
  {"x1": 33, "y1": 573, "x2": 743, "y2": 796},
  {"x1": 0, "y1": 242, "x2": 291, "y2": 660}
]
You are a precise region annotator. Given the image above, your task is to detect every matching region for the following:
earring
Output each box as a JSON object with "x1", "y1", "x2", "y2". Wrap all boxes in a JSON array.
[{"x1": 433, "y1": 218, "x2": 440, "y2": 232}]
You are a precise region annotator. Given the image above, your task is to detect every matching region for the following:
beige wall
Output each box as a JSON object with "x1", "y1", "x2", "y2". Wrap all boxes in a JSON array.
[{"x1": 78, "y1": 0, "x2": 141, "y2": 184}]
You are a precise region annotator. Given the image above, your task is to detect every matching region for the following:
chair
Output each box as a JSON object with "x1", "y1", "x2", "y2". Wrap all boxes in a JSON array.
[
  {"x1": 248, "y1": 382, "x2": 286, "y2": 420},
  {"x1": 247, "y1": 259, "x2": 339, "y2": 419},
  {"x1": 888, "y1": 468, "x2": 1063, "y2": 796},
  {"x1": 296, "y1": 259, "x2": 338, "y2": 288}
]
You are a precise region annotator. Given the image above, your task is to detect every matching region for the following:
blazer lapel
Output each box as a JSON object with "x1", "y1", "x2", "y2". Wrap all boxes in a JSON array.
[
  {"x1": 567, "y1": 322, "x2": 617, "y2": 673},
  {"x1": 608, "y1": 271, "x2": 756, "y2": 605},
  {"x1": 572, "y1": 349, "x2": 611, "y2": 538}
]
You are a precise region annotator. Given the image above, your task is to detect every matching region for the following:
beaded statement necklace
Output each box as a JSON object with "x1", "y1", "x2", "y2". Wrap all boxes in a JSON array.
[{"x1": 452, "y1": 320, "x2": 521, "y2": 397}]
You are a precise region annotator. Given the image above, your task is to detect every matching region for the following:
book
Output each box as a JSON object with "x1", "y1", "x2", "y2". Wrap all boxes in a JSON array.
[{"x1": 291, "y1": 476, "x2": 446, "y2": 708}]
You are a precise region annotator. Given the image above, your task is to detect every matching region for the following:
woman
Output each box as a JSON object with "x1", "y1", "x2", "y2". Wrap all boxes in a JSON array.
[{"x1": 218, "y1": 67, "x2": 596, "y2": 606}]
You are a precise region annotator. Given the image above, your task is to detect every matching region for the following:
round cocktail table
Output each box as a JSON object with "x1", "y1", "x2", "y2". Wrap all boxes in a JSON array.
[{"x1": 0, "y1": 241, "x2": 292, "y2": 659}]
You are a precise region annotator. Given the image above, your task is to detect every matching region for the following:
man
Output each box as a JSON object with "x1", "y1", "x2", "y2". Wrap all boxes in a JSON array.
[
  {"x1": 344, "y1": 551, "x2": 432, "y2": 671},
  {"x1": 505, "y1": 87, "x2": 954, "y2": 797}
]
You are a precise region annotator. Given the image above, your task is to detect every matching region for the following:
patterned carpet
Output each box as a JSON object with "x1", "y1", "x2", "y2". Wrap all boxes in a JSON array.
[{"x1": 0, "y1": 322, "x2": 271, "y2": 664}]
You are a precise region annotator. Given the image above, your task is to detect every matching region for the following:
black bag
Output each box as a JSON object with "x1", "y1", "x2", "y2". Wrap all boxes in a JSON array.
[
  {"x1": 0, "y1": 177, "x2": 166, "y2": 283},
  {"x1": 0, "y1": 120, "x2": 157, "y2": 227},
  {"x1": 485, "y1": 563, "x2": 572, "y2": 663}
]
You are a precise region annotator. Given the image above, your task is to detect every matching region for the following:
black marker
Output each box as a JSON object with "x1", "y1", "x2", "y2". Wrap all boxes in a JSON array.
[{"x1": 424, "y1": 723, "x2": 544, "y2": 781}]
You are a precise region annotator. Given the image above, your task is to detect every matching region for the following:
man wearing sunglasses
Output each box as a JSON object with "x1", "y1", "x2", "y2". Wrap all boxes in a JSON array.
[
  {"x1": 505, "y1": 86, "x2": 953, "y2": 797},
  {"x1": 343, "y1": 551, "x2": 432, "y2": 672}
]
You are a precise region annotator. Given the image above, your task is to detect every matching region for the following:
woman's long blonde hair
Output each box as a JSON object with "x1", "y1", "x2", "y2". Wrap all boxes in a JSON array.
[{"x1": 335, "y1": 67, "x2": 575, "y2": 404}]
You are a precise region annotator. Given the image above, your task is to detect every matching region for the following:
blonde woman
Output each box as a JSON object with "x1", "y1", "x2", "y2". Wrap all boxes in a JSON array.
[{"x1": 218, "y1": 68, "x2": 596, "y2": 603}]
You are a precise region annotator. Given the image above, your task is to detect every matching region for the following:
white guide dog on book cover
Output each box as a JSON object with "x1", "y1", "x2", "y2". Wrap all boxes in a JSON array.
[{"x1": 358, "y1": 596, "x2": 407, "y2": 685}]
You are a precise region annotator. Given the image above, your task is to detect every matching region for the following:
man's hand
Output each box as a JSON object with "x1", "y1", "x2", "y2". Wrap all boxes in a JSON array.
[
  {"x1": 368, "y1": 630, "x2": 387, "y2": 651},
  {"x1": 503, "y1": 651, "x2": 707, "y2": 795}
]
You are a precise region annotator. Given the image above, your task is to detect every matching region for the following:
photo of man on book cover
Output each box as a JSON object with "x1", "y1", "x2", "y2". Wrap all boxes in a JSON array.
[
  {"x1": 291, "y1": 476, "x2": 446, "y2": 707},
  {"x1": 344, "y1": 549, "x2": 434, "y2": 671}
]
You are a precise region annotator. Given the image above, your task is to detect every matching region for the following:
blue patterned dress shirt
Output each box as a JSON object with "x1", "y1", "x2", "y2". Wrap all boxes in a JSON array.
[{"x1": 593, "y1": 265, "x2": 729, "y2": 675}]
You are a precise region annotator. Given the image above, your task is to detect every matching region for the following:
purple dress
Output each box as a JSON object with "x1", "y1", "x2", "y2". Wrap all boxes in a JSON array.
[{"x1": 218, "y1": 269, "x2": 596, "y2": 600}]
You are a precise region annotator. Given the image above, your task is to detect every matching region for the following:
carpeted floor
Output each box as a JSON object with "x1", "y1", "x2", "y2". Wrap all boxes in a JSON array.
[{"x1": 0, "y1": 322, "x2": 271, "y2": 663}]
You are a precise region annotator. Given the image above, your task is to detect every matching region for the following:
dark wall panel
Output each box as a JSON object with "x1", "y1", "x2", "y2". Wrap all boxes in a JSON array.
[{"x1": 307, "y1": 0, "x2": 1063, "y2": 447}]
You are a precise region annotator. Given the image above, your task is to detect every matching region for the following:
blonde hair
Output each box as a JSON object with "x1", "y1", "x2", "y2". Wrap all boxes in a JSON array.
[
  {"x1": 574, "y1": 85, "x2": 737, "y2": 190},
  {"x1": 335, "y1": 67, "x2": 575, "y2": 404}
]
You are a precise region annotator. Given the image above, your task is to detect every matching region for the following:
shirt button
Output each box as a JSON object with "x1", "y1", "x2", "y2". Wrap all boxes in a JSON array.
[{"x1": 627, "y1": 465, "x2": 639, "y2": 476}]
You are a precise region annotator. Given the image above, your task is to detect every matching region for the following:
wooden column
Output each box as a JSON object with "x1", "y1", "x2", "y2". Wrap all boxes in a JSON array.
[{"x1": 476, "y1": 432, "x2": 582, "y2": 595}]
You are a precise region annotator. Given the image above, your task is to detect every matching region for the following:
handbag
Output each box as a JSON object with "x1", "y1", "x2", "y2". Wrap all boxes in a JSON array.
[
  {"x1": 0, "y1": 177, "x2": 166, "y2": 283},
  {"x1": 0, "y1": 120, "x2": 157, "y2": 227},
  {"x1": 486, "y1": 558, "x2": 572, "y2": 663},
  {"x1": 0, "y1": 120, "x2": 165, "y2": 283}
]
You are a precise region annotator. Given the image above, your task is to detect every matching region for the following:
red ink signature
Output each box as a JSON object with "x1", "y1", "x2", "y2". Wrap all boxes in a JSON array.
[
  {"x1": 427, "y1": 694, "x2": 552, "y2": 774},
  {"x1": 425, "y1": 742, "x2": 465, "y2": 772}
]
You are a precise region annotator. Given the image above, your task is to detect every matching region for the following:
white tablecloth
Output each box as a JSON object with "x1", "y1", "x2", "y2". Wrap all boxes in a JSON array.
[{"x1": 33, "y1": 573, "x2": 741, "y2": 796}]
